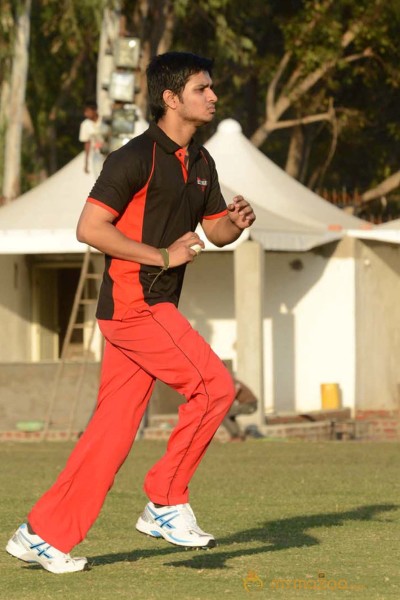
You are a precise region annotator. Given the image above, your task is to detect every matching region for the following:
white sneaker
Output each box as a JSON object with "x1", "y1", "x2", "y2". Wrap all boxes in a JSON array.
[
  {"x1": 6, "y1": 524, "x2": 88, "y2": 574},
  {"x1": 136, "y1": 502, "x2": 216, "y2": 548}
]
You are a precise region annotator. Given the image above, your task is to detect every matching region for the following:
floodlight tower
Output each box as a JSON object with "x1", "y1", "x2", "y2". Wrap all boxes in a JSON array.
[{"x1": 96, "y1": 5, "x2": 147, "y2": 158}]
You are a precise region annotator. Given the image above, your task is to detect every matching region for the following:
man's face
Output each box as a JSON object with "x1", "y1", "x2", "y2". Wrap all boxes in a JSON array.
[
  {"x1": 84, "y1": 107, "x2": 97, "y2": 120},
  {"x1": 175, "y1": 71, "x2": 217, "y2": 126}
]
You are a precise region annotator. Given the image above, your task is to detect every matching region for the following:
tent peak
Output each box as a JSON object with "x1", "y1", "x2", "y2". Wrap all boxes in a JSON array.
[{"x1": 217, "y1": 119, "x2": 242, "y2": 134}]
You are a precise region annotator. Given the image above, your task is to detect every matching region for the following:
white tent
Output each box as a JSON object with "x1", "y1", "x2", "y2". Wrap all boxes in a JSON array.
[
  {"x1": 3, "y1": 118, "x2": 398, "y2": 257},
  {"x1": 203, "y1": 119, "x2": 400, "y2": 420},
  {"x1": 349, "y1": 218, "x2": 400, "y2": 244},
  {"x1": 0, "y1": 153, "x2": 95, "y2": 254},
  {"x1": 0, "y1": 118, "x2": 378, "y2": 255},
  {"x1": 0, "y1": 118, "x2": 375, "y2": 256},
  {"x1": 0, "y1": 151, "x2": 247, "y2": 254},
  {"x1": 1, "y1": 120, "x2": 400, "y2": 421},
  {"x1": 205, "y1": 119, "x2": 374, "y2": 250}
]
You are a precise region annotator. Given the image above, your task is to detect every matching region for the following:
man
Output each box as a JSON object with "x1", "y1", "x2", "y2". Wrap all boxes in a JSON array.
[
  {"x1": 222, "y1": 378, "x2": 258, "y2": 440},
  {"x1": 79, "y1": 100, "x2": 104, "y2": 176},
  {"x1": 6, "y1": 52, "x2": 256, "y2": 574}
]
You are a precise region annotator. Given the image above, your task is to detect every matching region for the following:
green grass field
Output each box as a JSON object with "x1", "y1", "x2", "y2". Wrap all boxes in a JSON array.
[{"x1": 1, "y1": 439, "x2": 399, "y2": 599}]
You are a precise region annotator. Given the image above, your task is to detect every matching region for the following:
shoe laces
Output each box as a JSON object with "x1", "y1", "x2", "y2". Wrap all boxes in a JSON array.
[{"x1": 176, "y1": 504, "x2": 204, "y2": 534}]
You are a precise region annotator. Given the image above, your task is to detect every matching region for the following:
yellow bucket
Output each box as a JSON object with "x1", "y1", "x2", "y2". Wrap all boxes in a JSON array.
[{"x1": 320, "y1": 383, "x2": 341, "y2": 410}]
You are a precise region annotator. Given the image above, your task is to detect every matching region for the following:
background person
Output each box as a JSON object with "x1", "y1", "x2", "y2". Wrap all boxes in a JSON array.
[
  {"x1": 222, "y1": 378, "x2": 260, "y2": 440},
  {"x1": 79, "y1": 100, "x2": 104, "y2": 177}
]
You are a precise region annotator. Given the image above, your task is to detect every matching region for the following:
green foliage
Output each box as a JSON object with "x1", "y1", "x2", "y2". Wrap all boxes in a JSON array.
[
  {"x1": 172, "y1": 0, "x2": 400, "y2": 193},
  {"x1": 0, "y1": 1, "x2": 17, "y2": 85},
  {"x1": 172, "y1": 0, "x2": 282, "y2": 138},
  {"x1": 23, "y1": 0, "x2": 103, "y2": 183},
  {"x1": 2, "y1": 0, "x2": 400, "y2": 197}
]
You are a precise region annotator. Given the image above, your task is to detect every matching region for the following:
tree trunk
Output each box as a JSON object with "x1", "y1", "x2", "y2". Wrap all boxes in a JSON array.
[
  {"x1": 250, "y1": 12, "x2": 372, "y2": 149},
  {"x1": 134, "y1": 0, "x2": 175, "y2": 119},
  {"x1": 2, "y1": 0, "x2": 31, "y2": 201},
  {"x1": 0, "y1": 77, "x2": 11, "y2": 201},
  {"x1": 285, "y1": 125, "x2": 305, "y2": 179},
  {"x1": 361, "y1": 170, "x2": 400, "y2": 203}
]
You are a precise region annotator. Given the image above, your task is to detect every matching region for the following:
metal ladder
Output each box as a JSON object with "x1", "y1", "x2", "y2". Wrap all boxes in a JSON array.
[{"x1": 41, "y1": 246, "x2": 102, "y2": 440}]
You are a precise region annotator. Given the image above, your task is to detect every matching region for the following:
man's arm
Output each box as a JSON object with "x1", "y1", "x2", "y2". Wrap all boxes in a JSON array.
[
  {"x1": 202, "y1": 195, "x2": 256, "y2": 247},
  {"x1": 76, "y1": 202, "x2": 203, "y2": 267}
]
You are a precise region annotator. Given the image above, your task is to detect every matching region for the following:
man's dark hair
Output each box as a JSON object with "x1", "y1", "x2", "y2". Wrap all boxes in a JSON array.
[
  {"x1": 146, "y1": 52, "x2": 213, "y2": 122},
  {"x1": 84, "y1": 100, "x2": 97, "y2": 111}
]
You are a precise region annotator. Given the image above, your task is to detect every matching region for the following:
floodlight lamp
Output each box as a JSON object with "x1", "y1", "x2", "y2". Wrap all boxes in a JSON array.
[
  {"x1": 115, "y1": 37, "x2": 141, "y2": 69},
  {"x1": 109, "y1": 71, "x2": 135, "y2": 103}
]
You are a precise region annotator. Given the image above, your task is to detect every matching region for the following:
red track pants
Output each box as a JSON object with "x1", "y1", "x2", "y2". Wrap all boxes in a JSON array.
[{"x1": 28, "y1": 303, "x2": 235, "y2": 553}]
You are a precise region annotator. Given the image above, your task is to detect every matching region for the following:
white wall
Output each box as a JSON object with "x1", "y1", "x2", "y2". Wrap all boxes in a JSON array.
[
  {"x1": 263, "y1": 239, "x2": 356, "y2": 414},
  {"x1": 179, "y1": 251, "x2": 237, "y2": 364},
  {"x1": 356, "y1": 240, "x2": 400, "y2": 411},
  {"x1": 11, "y1": 241, "x2": 398, "y2": 418},
  {"x1": 180, "y1": 242, "x2": 358, "y2": 416},
  {"x1": 0, "y1": 255, "x2": 32, "y2": 361}
]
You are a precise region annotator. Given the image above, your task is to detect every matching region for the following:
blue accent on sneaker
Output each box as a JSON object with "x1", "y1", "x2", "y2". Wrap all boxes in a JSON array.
[
  {"x1": 148, "y1": 507, "x2": 179, "y2": 529},
  {"x1": 166, "y1": 532, "x2": 193, "y2": 544},
  {"x1": 19, "y1": 527, "x2": 53, "y2": 559},
  {"x1": 150, "y1": 530, "x2": 163, "y2": 538},
  {"x1": 145, "y1": 509, "x2": 193, "y2": 543},
  {"x1": 30, "y1": 542, "x2": 53, "y2": 559}
]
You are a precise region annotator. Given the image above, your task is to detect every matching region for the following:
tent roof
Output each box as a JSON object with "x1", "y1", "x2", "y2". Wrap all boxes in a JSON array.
[
  {"x1": 0, "y1": 150, "x2": 245, "y2": 254},
  {"x1": 1, "y1": 119, "x2": 391, "y2": 255},
  {"x1": 348, "y1": 218, "x2": 400, "y2": 244},
  {"x1": 205, "y1": 119, "x2": 373, "y2": 250},
  {"x1": 0, "y1": 153, "x2": 94, "y2": 253}
]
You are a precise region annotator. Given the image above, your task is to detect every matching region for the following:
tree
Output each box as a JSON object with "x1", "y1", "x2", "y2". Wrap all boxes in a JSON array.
[
  {"x1": 1, "y1": 0, "x2": 31, "y2": 202},
  {"x1": 251, "y1": 0, "x2": 400, "y2": 195},
  {"x1": 25, "y1": 0, "x2": 103, "y2": 181},
  {"x1": 172, "y1": 0, "x2": 400, "y2": 203},
  {"x1": 0, "y1": 1, "x2": 16, "y2": 189},
  {"x1": 2, "y1": 0, "x2": 400, "y2": 211},
  {"x1": 119, "y1": 0, "x2": 175, "y2": 116}
]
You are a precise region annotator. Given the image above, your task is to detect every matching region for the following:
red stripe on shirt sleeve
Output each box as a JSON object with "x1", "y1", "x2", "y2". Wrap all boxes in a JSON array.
[
  {"x1": 202, "y1": 209, "x2": 228, "y2": 221},
  {"x1": 87, "y1": 197, "x2": 120, "y2": 217}
]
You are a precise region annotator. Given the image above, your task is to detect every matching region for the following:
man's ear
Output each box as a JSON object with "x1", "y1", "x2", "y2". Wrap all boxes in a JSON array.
[{"x1": 162, "y1": 89, "x2": 178, "y2": 111}]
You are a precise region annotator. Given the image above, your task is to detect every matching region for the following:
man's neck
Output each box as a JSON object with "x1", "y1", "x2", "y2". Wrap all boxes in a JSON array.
[{"x1": 156, "y1": 118, "x2": 196, "y2": 148}]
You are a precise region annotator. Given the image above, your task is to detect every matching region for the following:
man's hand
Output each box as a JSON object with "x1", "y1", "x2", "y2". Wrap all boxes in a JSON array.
[
  {"x1": 167, "y1": 232, "x2": 205, "y2": 267},
  {"x1": 77, "y1": 203, "x2": 205, "y2": 268},
  {"x1": 227, "y1": 195, "x2": 256, "y2": 230},
  {"x1": 202, "y1": 195, "x2": 256, "y2": 247}
]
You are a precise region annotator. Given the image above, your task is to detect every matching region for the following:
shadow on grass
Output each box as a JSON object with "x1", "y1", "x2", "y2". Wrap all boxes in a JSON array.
[{"x1": 90, "y1": 503, "x2": 398, "y2": 570}]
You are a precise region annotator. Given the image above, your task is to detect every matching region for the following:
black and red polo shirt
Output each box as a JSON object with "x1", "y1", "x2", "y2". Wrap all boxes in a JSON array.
[{"x1": 87, "y1": 122, "x2": 228, "y2": 319}]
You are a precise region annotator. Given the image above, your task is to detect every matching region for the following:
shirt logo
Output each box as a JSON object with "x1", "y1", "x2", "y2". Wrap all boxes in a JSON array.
[{"x1": 197, "y1": 177, "x2": 208, "y2": 192}]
